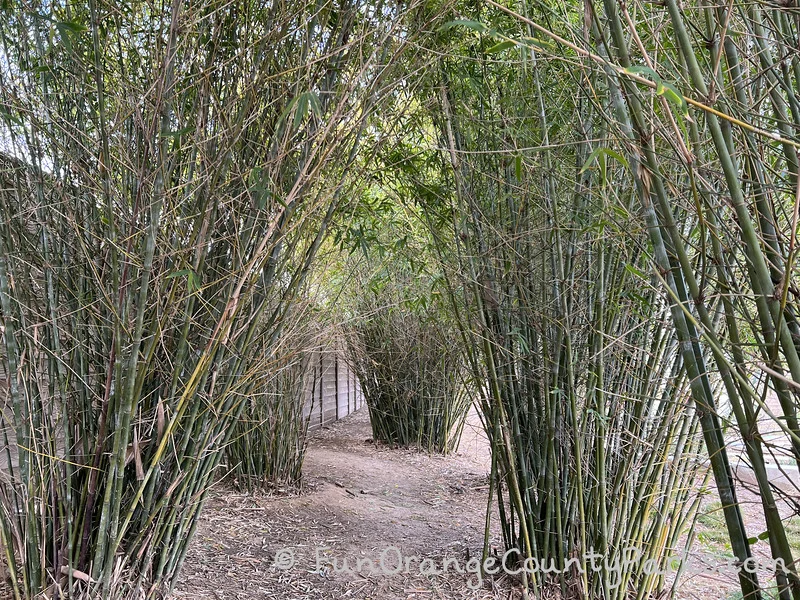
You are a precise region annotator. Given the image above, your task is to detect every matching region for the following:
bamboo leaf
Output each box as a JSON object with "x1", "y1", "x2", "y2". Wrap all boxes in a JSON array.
[
  {"x1": 579, "y1": 147, "x2": 629, "y2": 175},
  {"x1": 486, "y1": 40, "x2": 516, "y2": 53},
  {"x1": 166, "y1": 269, "x2": 200, "y2": 292},
  {"x1": 187, "y1": 271, "x2": 200, "y2": 293},
  {"x1": 307, "y1": 92, "x2": 323, "y2": 118},
  {"x1": 294, "y1": 93, "x2": 310, "y2": 129},
  {"x1": 56, "y1": 20, "x2": 88, "y2": 34},
  {"x1": 55, "y1": 20, "x2": 87, "y2": 53},
  {"x1": 624, "y1": 263, "x2": 648, "y2": 279},
  {"x1": 624, "y1": 65, "x2": 662, "y2": 84},
  {"x1": 0, "y1": 105, "x2": 22, "y2": 126},
  {"x1": 519, "y1": 37, "x2": 552, "y2": 51},
  {"x1": 657, "y1": 80, "x2": 689, "y2": 116},
  {"x1": 439, "y1": 19, "x2": 488, "y2": 33},
  {"x1": 165, "y1": 126, "x2": 193, "y2": 139},
  {"x1": 747, "y1": 530, "x2": 771, "y2": 544}
]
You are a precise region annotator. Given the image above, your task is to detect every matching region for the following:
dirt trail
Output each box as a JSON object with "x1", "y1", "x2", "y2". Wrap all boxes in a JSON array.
[
  {"x1": 173, "y1": 406, "x2": 794, "y2": 600},
  {"x1": 174, "y1": 408, "x2": 514, "y2": 599}
]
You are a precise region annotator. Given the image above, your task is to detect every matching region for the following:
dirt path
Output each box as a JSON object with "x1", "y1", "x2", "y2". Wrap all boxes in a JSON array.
[
  {"x1": 173, "y1": 407, "x2": 798, "y2": 600},
  {"x1": 174, "y1": 408, "x2": 515, "y2": 599}
]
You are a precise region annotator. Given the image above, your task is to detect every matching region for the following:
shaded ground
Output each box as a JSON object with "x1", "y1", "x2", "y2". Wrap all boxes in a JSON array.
[
  {"x1": 0, "y1": 397, "x2": 793, "y2": 598},
  {"x1": 173, "y1": 405, "x2": 800, "y2": 600},
  {"x1": 174, "y1": 408, "x2": 516, "y2": 599}
]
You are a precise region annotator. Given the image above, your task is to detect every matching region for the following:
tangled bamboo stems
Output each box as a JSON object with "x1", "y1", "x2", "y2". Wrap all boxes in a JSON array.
[
  {"x1": 430, "y1": 0, "x2": 800, "y2": 597},
  {"x1": 2, "y1": 0, "x2": 799, "y2": 599},
  {"x1": 396, "y1": 22, "x2": 708, "y2": 594},
  {"x1": 346, "y1": 278, "x2": 470, "y2": 455},
  {"x1": 0, "y1": 1, "x2": 418, "y2": 597}
]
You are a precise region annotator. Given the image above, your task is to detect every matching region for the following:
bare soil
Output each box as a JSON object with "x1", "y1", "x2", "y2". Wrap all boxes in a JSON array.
[
  {"x1": 173, "y1": 408, "x2": 517, "y2": 600},
  {"x1": 172, "y1": 406, "x2": 798, "y2": 600}
]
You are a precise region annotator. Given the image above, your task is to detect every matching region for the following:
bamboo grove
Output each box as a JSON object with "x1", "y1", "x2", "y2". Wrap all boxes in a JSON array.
[
  {"x1": 406, "y1": 0, "x2": 799, "y2": 597},
  {"x1": 377, "y1": 22, "x2": 708, "y2": 597},
  {"x1": 0, "y1": 0, "x2": 799, "y2": 599},
  {"x1": 345, "y1": 262, "x2": 471, "y2": 454},
  {"x1": 0, "y1": 0, "x2": 421, "y2": 597}
]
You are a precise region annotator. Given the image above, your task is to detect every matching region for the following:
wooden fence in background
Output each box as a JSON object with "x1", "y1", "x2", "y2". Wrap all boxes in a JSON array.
[{"x1": 303, "y1": 347, "x2": 364, "y2": 430}]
